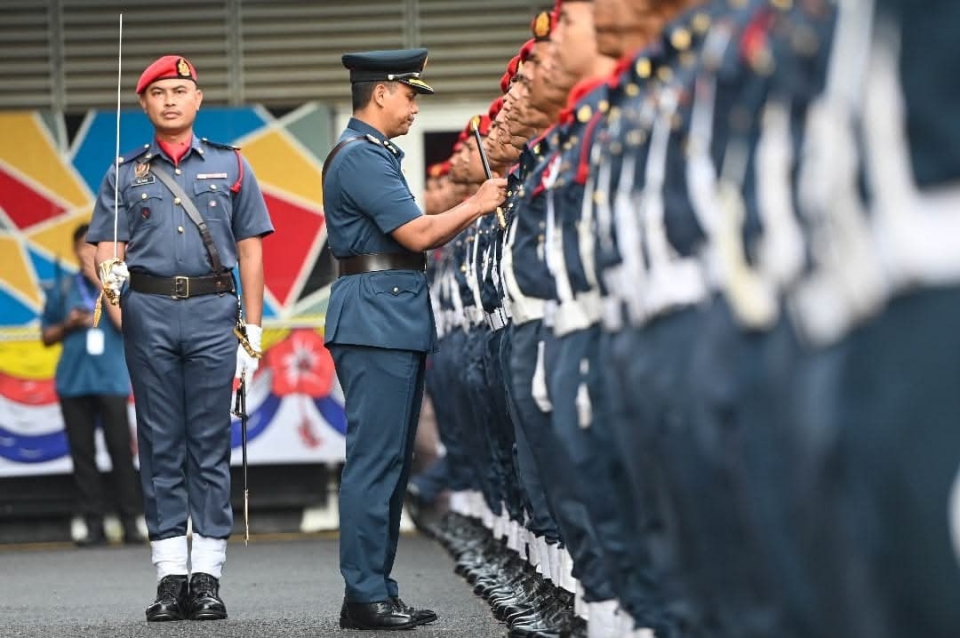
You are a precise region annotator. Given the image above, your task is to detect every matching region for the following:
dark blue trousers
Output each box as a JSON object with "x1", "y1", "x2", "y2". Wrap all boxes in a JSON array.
[
  {"x1": 122, "y1": 289, "x2": 236, "y2": 541},
  {"x1": 329, "y1": 344, "x2": 426, "y2": 603},
  {"x1": 431, "y1": 331, "x2": 476, "y2": 492},
  {"x1": 500, "y1": 324, "x2": 560, "y2": 541},
  {"x1": 510, "y1": 319, "x2": 613, "y2": 601},
  {"x1": 827, "y1": 288, "x2": 960, "y2": 638},
  {"x1": 548, "y1": 325, "x2": 641, "y2": 606}
]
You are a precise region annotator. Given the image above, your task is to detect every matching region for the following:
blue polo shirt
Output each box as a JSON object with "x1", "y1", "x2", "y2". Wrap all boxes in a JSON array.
[{"x1": 41, "y1": 274, "x2": 130, "y2": 398}]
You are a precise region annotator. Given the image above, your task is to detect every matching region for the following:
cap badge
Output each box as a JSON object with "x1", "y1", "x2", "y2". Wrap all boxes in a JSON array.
[
  {"x1": 533, "y1": 12, "x2": 551, "y2": 39},
  {"x1": 177, "y1": 58, "x2": 191, "y2": 78}
]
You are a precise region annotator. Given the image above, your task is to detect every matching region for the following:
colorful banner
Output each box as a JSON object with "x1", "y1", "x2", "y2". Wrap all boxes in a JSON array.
[{"x1": 0, "y1": 106, "x2": 345, "y2": 477}]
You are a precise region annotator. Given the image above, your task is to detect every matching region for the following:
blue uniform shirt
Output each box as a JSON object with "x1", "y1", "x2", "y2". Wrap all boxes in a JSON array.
[
  {"x1": 512, "y1": 135, "x2": 560, "y2": 301},
  {"x1": 323, "y1": 117, "x2": 438, "y2": 352},
  {"x1": 41, "y1": 274, "x2": 130, "y2": 398},
  {"x1": 87, "y1": 136, "x2": 274, "y2": 276}
]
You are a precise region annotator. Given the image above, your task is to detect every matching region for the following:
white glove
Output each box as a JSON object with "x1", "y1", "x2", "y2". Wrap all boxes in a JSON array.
[
  {"x1": 98, "y1": 258, "x2": 129, "y2": 305},
  {"x1": 235, "y1": 324, "x2": 262, "y2": 380}
]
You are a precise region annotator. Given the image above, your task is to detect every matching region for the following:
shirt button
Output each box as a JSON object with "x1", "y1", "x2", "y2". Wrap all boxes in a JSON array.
[
  {"x1": 210, "y1": 184, "x2": 217, "y2": 190},
  {"x1": 392, "y1": 287, "x2": 399, "y2": 294},
  {"x1": 177, "y1": 226, "x2": 184, "y2": 234},
  {"x1": 175, "y1": 168, "x2": 182, "y2": 175},
  {"x1": 141, "y1": 192, "x2": 147, "y2": 200},
  {"x1": 174, "y1": 197, "x2": 181, "y2": 205}
]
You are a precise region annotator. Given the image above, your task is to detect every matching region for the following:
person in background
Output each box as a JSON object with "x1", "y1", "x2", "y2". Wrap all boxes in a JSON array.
[{"x1": 41, "y1": 223, "x2": 144, "y2": 548}]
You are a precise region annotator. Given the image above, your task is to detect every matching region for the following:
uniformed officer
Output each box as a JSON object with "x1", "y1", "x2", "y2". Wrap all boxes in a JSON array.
[
  {"x1": 323, "y1": 48, "x2": 507, "y2": 631},
  {"x1": 87, "y1": 55, "x2": 274, "y2": 621}
]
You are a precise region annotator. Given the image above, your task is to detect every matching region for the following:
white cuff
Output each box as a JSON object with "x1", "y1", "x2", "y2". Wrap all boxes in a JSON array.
[
  {"x1": 191, "y1": 534, "x2": 228, "y2": 579},
  {"x1": 151, "y1": 536, "x2": 189, "y2": 581}
]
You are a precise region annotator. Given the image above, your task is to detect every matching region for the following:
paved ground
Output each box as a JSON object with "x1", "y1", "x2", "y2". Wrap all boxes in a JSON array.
[{"x1": 0, "y1": 533, "x2": 504, "y2": 638}]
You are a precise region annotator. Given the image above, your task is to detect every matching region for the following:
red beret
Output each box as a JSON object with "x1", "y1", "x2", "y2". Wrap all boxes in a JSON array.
[
  {"x1": 519, "y1": 39, "x2": 536, "y2": 63},
  {"x1": 467, "y1": 114, "x2": 493, "y2": 137},
  {"x1": 488, "y1": 97, "x2": 504, "y2": 121},
  {"x1": 439, "y1": 160, "x2": 451, "y2": 177},
  {"x1": 136, "y1": 55, "x2": 198, "y2": 94},
  {"x1": 500, "y1": 54, "x2": 522, "y2": 93}
]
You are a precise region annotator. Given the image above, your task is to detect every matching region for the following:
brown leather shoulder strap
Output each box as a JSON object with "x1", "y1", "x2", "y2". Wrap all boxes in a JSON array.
[
  {"x1": 151, "y1": 163, "x2": 224, "y2": 274},
  {"x1": 321, "y1": 135, "x2": 367, "y2": 188}
]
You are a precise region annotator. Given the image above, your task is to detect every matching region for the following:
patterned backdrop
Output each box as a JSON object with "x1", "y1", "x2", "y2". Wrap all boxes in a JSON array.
[{"x1": 0, "y1": 105, "x2": 346, "y2": 477}]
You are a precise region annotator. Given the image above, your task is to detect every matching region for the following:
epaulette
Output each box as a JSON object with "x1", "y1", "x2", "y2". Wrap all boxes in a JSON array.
[
  {"x1": 201, "y1": 137, "x2": 241, "y2": 151},
  {"x1": 117, "y1": 144, "x2": 151, "y2": 165},
  {"x1": 201, "y1": 138, "x2": 245, "y2": 193}
]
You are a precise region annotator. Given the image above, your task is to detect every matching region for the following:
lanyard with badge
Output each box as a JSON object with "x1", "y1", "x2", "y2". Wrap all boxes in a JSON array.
[{"x1": 77, "y1": 274, "x2": 105, "y2": 356}]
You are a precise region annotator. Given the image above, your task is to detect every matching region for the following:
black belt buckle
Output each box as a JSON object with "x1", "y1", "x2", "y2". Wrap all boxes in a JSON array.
[{"x1": 173, "y1": 276, "x2": 190, "y2": 299}]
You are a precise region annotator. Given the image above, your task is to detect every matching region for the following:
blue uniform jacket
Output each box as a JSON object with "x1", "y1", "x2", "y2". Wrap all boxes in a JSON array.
[
  {"x1": 323, "y1": 118, "x2": 438, "y2": 353},
  {"x1": 87, "y1": 136, "x2": 274, "y2": 277}
]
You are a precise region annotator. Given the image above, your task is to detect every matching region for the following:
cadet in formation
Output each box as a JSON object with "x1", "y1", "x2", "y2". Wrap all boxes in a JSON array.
[{"x1": 414, "y1": 1, "x2": 960, "y2": 638}]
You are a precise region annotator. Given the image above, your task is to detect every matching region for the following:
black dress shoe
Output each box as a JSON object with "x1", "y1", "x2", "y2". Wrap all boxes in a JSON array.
[
  {"x1": 145, "y1": 575, "x2": 188, "y2": 622},
  {"x1": 391, "y1": 596, "x2": 438, "y2": 625},
  {"x1": 187, "y1": 572, "x2": 227, "y2": 620},
  {"x1": 340, "y1": 600, "x2": 419, "y2": 630}
]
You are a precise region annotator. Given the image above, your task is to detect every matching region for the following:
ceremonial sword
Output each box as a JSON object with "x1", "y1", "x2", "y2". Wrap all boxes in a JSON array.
[
  {"x1": 232, "y1": 375, "x2": 251, "y2": 545},
  {"x1": 471, "y1": 119, "x2": 507, "y2": 229}
]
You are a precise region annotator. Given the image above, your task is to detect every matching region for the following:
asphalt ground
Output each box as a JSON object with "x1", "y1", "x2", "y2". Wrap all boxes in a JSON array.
[{"x1": 0, "y1": 533, "x2": 506, "y2": 638}]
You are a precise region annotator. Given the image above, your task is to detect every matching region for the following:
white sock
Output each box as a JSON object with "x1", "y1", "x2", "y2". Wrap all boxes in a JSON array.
[
  {"x1": 587, "y1": 600, "x2": 621, "y2": 638},
  {"x1": 151, "y1": 536, "x2": 188, "y2": 581},
  {"x1": 190, "y1": 534, "x2": 227, "y2": 579},
  {"x1": 541, "y1": 540, "x2": 553, "y2": 582},
  {"x1": 575, "y1": 582, "x2": 588, "y2": 620},
  {"x1": 562, "y1": 547, "x2": 576, "y2": 593}
]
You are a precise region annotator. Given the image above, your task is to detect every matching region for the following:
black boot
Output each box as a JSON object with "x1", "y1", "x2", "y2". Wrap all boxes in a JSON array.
[
  {"x1": 75, "y1": 517, "x2": 107, "y2": 548},
  {"x1": 187, "y1": 572, "x2": 227, "y2": 620},
  {"x1": 145, "y1": 575, "x2": 188, "y2": 622}
]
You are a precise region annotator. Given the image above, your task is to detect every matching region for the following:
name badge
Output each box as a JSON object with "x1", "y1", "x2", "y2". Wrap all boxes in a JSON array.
[
  {"x1": 132, "y1": 175, "x2": 156, "y2": 186},
  {"x1": 197, "y1": 173, "x2": 228, "y2": 179},
  {"x1": 86, "y1": 328, "x2": 105, "y2": 356}
]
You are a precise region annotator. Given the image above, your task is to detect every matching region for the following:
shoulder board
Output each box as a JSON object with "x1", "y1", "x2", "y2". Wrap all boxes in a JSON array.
[
  {"x1": 201, "y1": 138, "x2": 241, "y2": 151},
  {"x1": 364, "y1": 134, "x2": 382, "y2": 146},
  {"x1": 118, "y1": 144, "x2": 150, "y2": 165}
]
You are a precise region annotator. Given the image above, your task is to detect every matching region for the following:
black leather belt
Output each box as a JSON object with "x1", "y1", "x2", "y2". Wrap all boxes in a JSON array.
[
  {"x1": 337, "y1": 252, "x2": 427, "y2": 278},
  {"x1": 129, "y1": 271, "x2": 235, "y2": 298}
]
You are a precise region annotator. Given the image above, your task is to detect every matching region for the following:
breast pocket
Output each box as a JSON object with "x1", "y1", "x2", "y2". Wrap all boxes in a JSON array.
[
  {"x1": 123, "y1": 184, "x2": 164, "y2": 231},
  {"x1": 193, "y1": 180, "x2": 233, "y2": 223}
]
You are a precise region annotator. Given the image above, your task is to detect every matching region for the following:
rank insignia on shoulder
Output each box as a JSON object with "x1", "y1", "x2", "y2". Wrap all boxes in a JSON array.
[
  {"x1": 201, "y1": 137, "x2": 241, "y2": 151},
  {"x1": 365, "y1": 134, "x2": 382, "y2": 145}
]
